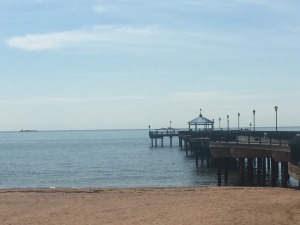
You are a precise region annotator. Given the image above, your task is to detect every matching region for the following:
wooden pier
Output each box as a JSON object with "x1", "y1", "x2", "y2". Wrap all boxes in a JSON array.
[
  {"x1": 149, "y1": 128, "x2": 179, "y2": 147},
  {"x1": 150, "y1": 129, "x2": 300, "y2": 188}
]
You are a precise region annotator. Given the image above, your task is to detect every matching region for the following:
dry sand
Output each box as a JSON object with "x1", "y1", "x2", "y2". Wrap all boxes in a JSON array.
[{"x1": 0, "y1": 187, "x2": 299, "y2": 225}]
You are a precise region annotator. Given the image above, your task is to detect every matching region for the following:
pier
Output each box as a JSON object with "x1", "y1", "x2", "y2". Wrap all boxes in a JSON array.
[
  {"x1": 177, "y1": 130, "x2": 300, "y2": 187},
  {"x1": 149, "y1": 111, "x2": 300, "y2": 188},
  {"x1": 209, "y1": 131, "x2": 291, "y2": 187},
  {"x1": 149, "y1": 129, "x2": 300, "y2": 187},
  {"x1": 149, "y1": 128, "x2": 179, "y2": 147}
]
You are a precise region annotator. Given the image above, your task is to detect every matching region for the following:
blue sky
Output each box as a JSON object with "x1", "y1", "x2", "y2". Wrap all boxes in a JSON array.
[{"x1": 1, "y1": 0, "x2": 300, "y2": 131}]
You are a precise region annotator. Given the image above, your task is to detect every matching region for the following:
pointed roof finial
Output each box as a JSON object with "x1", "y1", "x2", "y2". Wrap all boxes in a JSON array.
[{"x1": 200, "y1": 108, "x2": 202, "y2": 117}]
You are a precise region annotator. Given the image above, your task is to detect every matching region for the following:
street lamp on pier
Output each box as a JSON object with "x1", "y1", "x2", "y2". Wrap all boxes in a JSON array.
[
  {"x1": 274, "y1": 106, "x2": 278, "y2": 131},
  {"x1": 238, "y1": 113, "x2": 240, "y2": 130},
  {"x1": 170, "y1": 121, "x2": 172, "y2": 128},
  {"x1": 253, "y1": 110, "x2": 256, "y2": 131},
  {"x1": 227, "y1": 115, "x2": 229, "y2": 131},
  {"x1": 250, "y1": 123, "x2": 252, "y2": 131},
  {"x1": 219, "y1": 118, "x2": 221, "y2": 130}
]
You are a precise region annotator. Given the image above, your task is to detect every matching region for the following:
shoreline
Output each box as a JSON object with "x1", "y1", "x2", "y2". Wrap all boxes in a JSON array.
[
  {"x1": 1, "y1": 186, "x2": 299, "y2": 225},
  {"x1": 0, "y1": 185, "x2": 299, "y2": 191}
]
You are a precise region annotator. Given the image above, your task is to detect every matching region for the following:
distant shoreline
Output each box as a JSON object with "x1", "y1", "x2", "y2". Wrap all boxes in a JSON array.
[{"x1": 19, "y1": 129, "x2": 38, "y2": 132}]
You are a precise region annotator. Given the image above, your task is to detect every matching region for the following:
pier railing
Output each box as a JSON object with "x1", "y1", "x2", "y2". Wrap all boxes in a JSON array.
[
  {"x1": 179, "y1": 130, "x2": 300, "y2": 145},
  {"x1": 149, "y1": 129, "x2": 179, "y2": 138}
]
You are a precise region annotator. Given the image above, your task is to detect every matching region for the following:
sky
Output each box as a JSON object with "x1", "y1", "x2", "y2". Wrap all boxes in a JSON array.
[{"x1": 1, "y1": 0, "x2": 300, "y2": 131}]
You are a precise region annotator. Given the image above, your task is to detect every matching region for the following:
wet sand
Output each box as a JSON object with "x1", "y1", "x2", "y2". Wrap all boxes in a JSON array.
[{"x1": 0, "y1": 187, "x2": 299, "y2": 225}]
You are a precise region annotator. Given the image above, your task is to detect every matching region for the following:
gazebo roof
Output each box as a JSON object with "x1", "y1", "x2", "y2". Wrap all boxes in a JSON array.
[{"x1": 188, "y1": 114, "x2": 214, "y2": 125}]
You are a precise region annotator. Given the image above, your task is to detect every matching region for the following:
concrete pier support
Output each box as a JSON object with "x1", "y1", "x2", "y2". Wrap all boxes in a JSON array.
[
  {"x1": 224, "y1": 158, "x2": 229, "y2": 185},
  {"x1": 281, "y1": 162, "x2": 288, "y2": 188},
  {"x1": 267, "y1": 158, "x2": 271, "y2": 171},
  {"x1": 238, "y1": 158, "x2": 245, "y2": 186},
  {"x1": 217, "y1": 158, "x2": 222, "y2": 186},
  {"x1": 161, "y1": 138, "x2": 164, "y2": 147},
  {"x1": 170, "y1": 137, "x2": 173, "y2": 147},
  {"x1": 257, "y1": 157, "x2": 262, "y2": 185},
  {"x1": 271, "y1": 158, "x2": 278, "y2": 187},
  {"x1": 185, "y1": 141, "x2": 188, "y2": 155},
  {"x1": 207, "y1": 154, "x2": 210, "y2": 168},
  {"x1": 262, "y1": 158, "x2": 266, "y2": 185},
  {"x1": 247, "y1": 158, "x2": 254, "y2": 184},
  {"x1": 200, "y1": 143, "x2": 204, "y2": 163},
  {"x1": 195, "y1": 147, "x2": 199, "y2": 166},
  {"x1": 216, "y1": 158, "x2": 229, "y2": 186}
]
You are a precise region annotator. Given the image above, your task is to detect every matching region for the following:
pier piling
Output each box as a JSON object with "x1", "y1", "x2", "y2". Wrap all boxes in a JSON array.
[
  {"x1": 224, "y1": 158, "x2": 229, "y2": 185},
  {"x1": 271, "y1": 158, "x2": 278, "y2": 187},
  {"x1": 281, "y1": 162, "x2": 288, "y2": 188},
  {"x1": 217, "y1": 159, "x2": 222, "y2": 186},
  {"x1": 238, "y1": 158, "x2": 245, "y2": 186}
]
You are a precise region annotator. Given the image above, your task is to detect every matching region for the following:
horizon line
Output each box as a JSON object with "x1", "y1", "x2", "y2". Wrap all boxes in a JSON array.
[{"x1": 1, "y1": 126, "x2": 300, "y2": 133}]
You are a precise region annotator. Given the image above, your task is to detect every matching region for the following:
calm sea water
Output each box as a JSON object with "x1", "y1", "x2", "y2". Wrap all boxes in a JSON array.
[{"x1": 0, "y1": 129, "x2": 298, "y2": 188}]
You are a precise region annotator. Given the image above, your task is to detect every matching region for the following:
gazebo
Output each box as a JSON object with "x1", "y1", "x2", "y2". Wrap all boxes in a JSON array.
[{"x1": 188, "y1": 110, "x2": 214, "y2": 131}]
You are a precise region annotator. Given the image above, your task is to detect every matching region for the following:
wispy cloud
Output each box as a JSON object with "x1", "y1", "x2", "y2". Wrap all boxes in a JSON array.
[
  {"x1": 0, "y1": 95, "x2": 148, "y2": 106},
  {"x1": 6, "y1": 18, "x2": 299, "y2": 56},
  {"x1": 7, "y1": 31, "x2": 95, "y2": 51},
  {"x1": 91, "y1": 5, "x2": 114, "y2": 13},
  {"x1": 6, "y1": 25, "x2": 162, "y2": 51},
  {"x1": 170, "y1": 91, "x2": 264, "y2": 102},
  {"x1": 177, "y1": 0, "x2": 291, "y2": 12},
  {"x1": 237, "y1": 0, "x2": 290, "y2": 11}
]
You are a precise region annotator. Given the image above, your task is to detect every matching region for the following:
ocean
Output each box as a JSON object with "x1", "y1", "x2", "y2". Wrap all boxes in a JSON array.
[{"x1": 0, "y1": 129, "x2": 298, "y2": 188}]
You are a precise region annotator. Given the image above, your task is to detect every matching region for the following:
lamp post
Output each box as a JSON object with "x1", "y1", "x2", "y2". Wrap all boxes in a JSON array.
[
  {"x1": 253, "y1": 110, "x2": 256, "y2": 131},
  {"x1": 148, "y1": 125, "x2": 151, "y2": 132},
  {"x1": 227, "y1": 115, "x2": 229, "y2": 131},
  {"x1": 250, "y1": 123, "x2": 252, "y2": 131},
  {"x1": 238, "y1": 113, "x2": 240, "y2": 130},
  {"x1": 170, "y1": 121, "x2": 172, "y2": 128},
  {"x1": 274, "y1": 106, "x2": 278, "y2": 131},
  {"x1": 219, "y1": 118, "x2": 221, "y2": 130}
]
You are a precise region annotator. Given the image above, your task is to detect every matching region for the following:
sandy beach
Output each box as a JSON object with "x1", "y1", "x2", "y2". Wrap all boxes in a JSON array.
[{"x1": 0, "y1": 187, "x2": 299, "y2": 225}]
